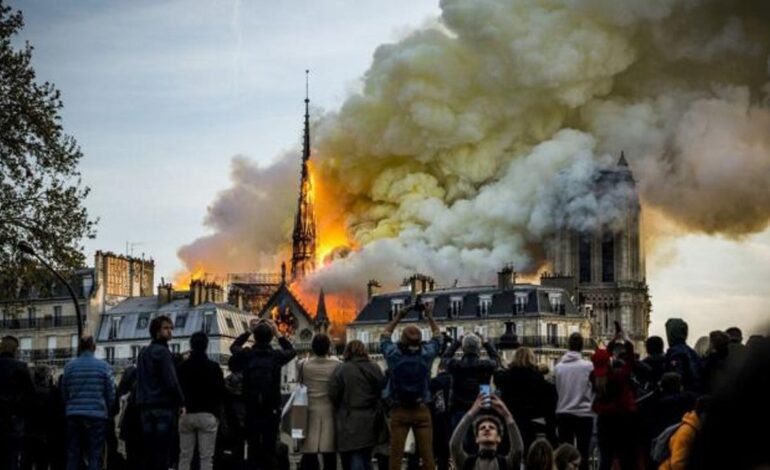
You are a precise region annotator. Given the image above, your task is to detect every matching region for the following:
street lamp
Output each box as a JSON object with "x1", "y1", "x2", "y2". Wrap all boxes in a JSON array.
[{"x1": 17, "y1": 241, "x2": 83, "y2": 338}]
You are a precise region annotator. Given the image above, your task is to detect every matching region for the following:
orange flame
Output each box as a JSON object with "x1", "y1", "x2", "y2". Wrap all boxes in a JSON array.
[
  {"x1": 309, "y1": 161, "x2": 357, "y2": 265},
  {"x1": 172, "y1": 265, "x2": 208, "y2": 290}
]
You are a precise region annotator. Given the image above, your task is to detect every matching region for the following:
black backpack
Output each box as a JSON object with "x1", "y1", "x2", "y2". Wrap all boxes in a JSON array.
[
  {"x1": 242, "y1": 351, "x2": 280, "y2": 411},
  {"x1": 391, "y1": 350, "x2": 429, "y2": 407}
]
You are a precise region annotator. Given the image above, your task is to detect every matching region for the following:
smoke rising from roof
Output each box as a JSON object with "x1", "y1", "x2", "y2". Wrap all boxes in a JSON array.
[{"x1": 178, "y1": 0, "x2": 770, "y2": 295}]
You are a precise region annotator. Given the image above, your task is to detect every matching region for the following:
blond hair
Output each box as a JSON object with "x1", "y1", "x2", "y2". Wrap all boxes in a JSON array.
[{"x1": 510, "y1": 346, "x2": 537, "y2": 369}]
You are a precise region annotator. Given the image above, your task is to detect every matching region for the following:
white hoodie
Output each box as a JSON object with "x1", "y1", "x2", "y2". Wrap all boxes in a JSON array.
[{"x1": 554, "y1": 350, "x2": 595, "y2": 417}]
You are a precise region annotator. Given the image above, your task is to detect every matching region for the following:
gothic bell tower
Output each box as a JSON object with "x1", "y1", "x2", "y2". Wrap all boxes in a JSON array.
[{"x1": 291, "y1": 70, "x2": 317, "y2": 282}]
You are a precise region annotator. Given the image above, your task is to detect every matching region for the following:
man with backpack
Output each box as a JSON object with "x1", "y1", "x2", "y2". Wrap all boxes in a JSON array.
[
  {"x1": 664, "y1": 319, "x2": 703, "y2": 395},
  {"x1": 380, "y1": 299, "x2": 442, "y2": 470},
  {"x1": 231, "y1": 319, "x2": 296, "y2": 470}
]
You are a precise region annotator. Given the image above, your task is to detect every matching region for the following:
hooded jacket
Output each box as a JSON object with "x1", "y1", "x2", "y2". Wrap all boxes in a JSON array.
[
  {"x1": 590, "y1": 346, "x2": 637, "y2": 415},
  {"x1": 658, "y1": 411, "x2": 700, "y2": 470},
  {"x1": 664, "y1": 319, "x2": 703, "y2": 393},
  {"x1": 553, "y1": 351, "x2": 594, "y2": 416}
]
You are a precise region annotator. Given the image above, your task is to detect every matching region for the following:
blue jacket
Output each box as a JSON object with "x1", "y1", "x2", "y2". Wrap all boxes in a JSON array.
[
  {"x1": 62, "y1": 351, "x2": 115, "y2": 419},
  {"x1": 136, "y1": 340, "x2": 184, "y2": 408},
  {"x1": 380, "y1": 332, "x2": 442, "y2": 404}
]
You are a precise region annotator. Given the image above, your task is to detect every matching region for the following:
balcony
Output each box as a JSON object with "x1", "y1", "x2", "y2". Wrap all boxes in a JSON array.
[
  {"x1": 0, "y1": 316, "x2": 82, "y2": 330},
  {"x1": 18, "y1": 347, "x2": 77, "y2": 366}
]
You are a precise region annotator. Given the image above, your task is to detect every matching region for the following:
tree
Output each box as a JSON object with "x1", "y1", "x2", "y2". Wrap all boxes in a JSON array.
[{"x1": 0, "y1": 1, "x2": 96, "y2": 298}]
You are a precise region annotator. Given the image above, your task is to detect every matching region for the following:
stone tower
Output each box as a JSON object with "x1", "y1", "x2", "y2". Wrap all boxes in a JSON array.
[
  {"x1": 291, "y1": 70, "x2": 317, "y2": 282},
  {"x1": 545, "y1": 152, "x2": 650, "y2": 345}
]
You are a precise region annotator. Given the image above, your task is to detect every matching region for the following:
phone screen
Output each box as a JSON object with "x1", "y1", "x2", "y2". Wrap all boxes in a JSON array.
[{"x1": 479, "y1": 384, "x2": 490, "y2": 396}]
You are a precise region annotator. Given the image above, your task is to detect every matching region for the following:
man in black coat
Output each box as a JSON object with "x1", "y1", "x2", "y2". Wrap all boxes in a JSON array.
[
  {"x1": 230, "y1": 319, "x2": 295, "y2": 470},
  {"x1": 136, "y1": 315, "x2": 185, "y2": 470},
  {"x1": 0, "y1": 335, "x2": 34, "y2": 470}
]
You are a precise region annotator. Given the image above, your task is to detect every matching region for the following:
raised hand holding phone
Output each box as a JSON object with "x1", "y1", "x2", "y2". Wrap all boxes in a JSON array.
[{"x1": 479, "y1": 384, "x2": 491, "y2": 409}]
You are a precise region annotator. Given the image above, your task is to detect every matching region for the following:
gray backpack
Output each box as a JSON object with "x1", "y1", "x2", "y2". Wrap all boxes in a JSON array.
[{"x1": 650, "y1": 422, "x2": 681, "y2": 464}]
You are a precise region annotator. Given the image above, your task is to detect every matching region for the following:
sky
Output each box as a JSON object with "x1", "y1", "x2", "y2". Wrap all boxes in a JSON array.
[{"x1": 9, "y1": 0, "x2": 770, "y2": 341}]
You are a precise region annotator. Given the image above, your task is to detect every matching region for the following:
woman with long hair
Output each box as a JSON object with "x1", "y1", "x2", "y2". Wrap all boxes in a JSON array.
[
  {"x1": 298, "y1": 334, "x2": 340, "y2": 470},
  {"x1": 330, "y1": 340, "x2": 385, "y2": 470},
  {"x1": 494, "y1": 347, "x2": 554, "y2": 451}
]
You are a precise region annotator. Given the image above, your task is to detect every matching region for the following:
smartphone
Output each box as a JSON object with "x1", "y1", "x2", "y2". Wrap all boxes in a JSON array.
[{"x1": 480, "y1": 384, "x2": 491, "y2": 408}]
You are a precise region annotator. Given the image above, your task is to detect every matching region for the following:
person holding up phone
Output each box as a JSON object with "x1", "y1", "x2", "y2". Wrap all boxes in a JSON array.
[{"x1": 450, "y1": 394, "x2": 524, "y2": 470}]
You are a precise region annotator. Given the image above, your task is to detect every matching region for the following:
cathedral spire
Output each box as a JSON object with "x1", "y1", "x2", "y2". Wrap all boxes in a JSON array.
[{"x1": 291, "y1": 70, "x2": 317, "y2": 282}]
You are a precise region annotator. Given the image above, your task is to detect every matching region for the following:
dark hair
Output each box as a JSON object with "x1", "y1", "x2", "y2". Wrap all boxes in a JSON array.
[
  {"x1": 645, "y1": 336, "x2": 664, "y2": 355},
  {"x1": 554, "y1": 444, "x2": 581, "y2": 470},
  {"x1": 0, "y1": 335, "x2": 19, "y2": 356},
  {"x1": 343, "y1": 340, "x2": 369, "y2": 361},
  {"x1": 311, "y1": 333, "x2": 331, "y2": 356},
  {"x1": 568, "y1": 332, "x2": 583, "y2": 352},
  {"x1": 526, "y1": 439, "x2": 554, "y2": 470},
  {"x1": 660, "y1": 372, "x2": 682, "y2": 393},
  {"x1": 725, "y1": 327, "x2": 742, "y2": 343},
  {"x1": 253, "y1": 322, "x2": 274, "y2": 344},
  {"x1": 709, "y1": 330, "x2": 730, "y2": 354},
  {"x1": 190, "y1": 331, "x2": 209, "y2": 353},
  {"x1": 695, "y1": 395, "x2": 712, "y2": 417},
  {"x1": 473, "y1": 414, "x2": 503, "y2": 435},
  {"x1": 149, "y1": 315, "x2": 173, "y2": 339},
  {"x1": 78, "y1": 335, "x2": 96, "y2": 355}
]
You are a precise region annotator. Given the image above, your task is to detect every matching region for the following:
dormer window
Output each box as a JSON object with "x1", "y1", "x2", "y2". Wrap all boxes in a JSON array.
[
  {"x1": 109, "y1": 316, "x2": 122, "y2": 340},
  {"x1": 478, "y1": 295, "x2": 492, "y2": 316},
  {"x1": 450, "y1": 297, "x2": 463, "y2": 317},
  {"x1": 549, "y1": 293, "x2": 563, "y2": 313},
  {"x1": 390, "y1": 299, "x2": 405, "y2": 318},
  {"x1": 514, "y1": 293, "x2": 528, "y2": 313}
]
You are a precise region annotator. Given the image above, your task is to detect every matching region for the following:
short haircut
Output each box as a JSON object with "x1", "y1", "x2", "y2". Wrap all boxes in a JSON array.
[
  {"x1": 725, "y1": 327, "x2": 743, "y2": 343},
  {"x1": 661, "y1": 372, "x2": 682, "y2": 393},
  {"x1": 645, "y1": 336, "x2": 664, "y2": 355},
  {"x1": 1, "y1": 335, "x2": 20, "y2": 355},
  {"x1": 253, "y1": 322, "x2": 274, "y2": 344},
  {"x1": 190, "y1": 331, "x2": 208, "y2": 353},
  {"x1": 311, "y1": 333, "x2": 331, "y2": 356},
  {"x1": 473, "y1": 414, "x2": 503, "y2": 435},
  {"x1": 149, "y1": 315, "x2": 173, "y2": 339},
  {"x1": 343, "y1": 340, "x2": 369, "y2": 361},
  {"x1": 568, "y1": 332, "x2": 583, "y2": 352},
  {"x1": 78, "y1": 335, "x2": 96, "y2": 355},
  {"x1": 400, "y1": 325, "x2": 422, "y2": 348}
]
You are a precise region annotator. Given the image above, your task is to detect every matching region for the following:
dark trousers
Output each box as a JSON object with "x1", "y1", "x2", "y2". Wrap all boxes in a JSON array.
[
  {"x1": 1, "y1": 416, "x2": 24, "y2": 470},
  {"x1": 22, "y1": 436, "x2": 51, "y2": 470},
  {"x1": 245, "y1": 415, "x2": 280, "y2": 470},
  {"x1": 139, "y1": 408, "x2": 177, "y2": 470},
  {"x1": 597, "y1": 414, "x2": 637, "y2": 470},
  {"x1": 300, "y1": 453, "x2": 337, "y2": 470},
  {"x1": 389, "y1": 405, "x2": 434, "y2": 470},
  {"x1": 66, "y1": 416, "x2": 107, "y2": 470},
  {"x1": 557, "y1": 414, "x2": 594, "y2": 470},
  {"x1": 341, "y1": 448, "x2": 373, "y2": 470}
]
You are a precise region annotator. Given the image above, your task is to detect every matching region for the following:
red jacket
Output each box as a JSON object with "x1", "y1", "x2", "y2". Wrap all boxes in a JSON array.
[{"x1": 590, "y1": 345, "x2": 637, "y2": 415}]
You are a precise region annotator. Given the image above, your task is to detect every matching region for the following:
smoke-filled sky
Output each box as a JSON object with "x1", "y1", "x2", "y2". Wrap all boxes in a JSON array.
[{"x1": 13, "y1": 0, "x2": 770, "y2": 340}]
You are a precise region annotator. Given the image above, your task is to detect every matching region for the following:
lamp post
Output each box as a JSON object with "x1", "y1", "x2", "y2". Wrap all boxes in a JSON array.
[{"x1": 17, "y1": 241, "x2": 83, "y2": 338}]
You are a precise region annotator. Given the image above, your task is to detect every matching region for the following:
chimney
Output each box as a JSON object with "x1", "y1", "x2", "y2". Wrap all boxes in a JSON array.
[
  {"x1": 409, "y1": 275, "x2": 418, "y2": 295},
  {"x1": 189, "y1": 279, "x2": 202, "y2": 307},
  {"x1": 498, "y1": 266, "x2": 514, "y2": 291},
  {"x1": 428, "y1": 278, "x2": 435, "y2": 291},
  {"x1": 157, "y1": 279, "x2": 173, "y2": 307},
  {"x1": 229, "y1": 286, "x2": 245, "y2": 310},
  {"x1": 367, "y1": 279, "x2": 381, "y2": 301}
]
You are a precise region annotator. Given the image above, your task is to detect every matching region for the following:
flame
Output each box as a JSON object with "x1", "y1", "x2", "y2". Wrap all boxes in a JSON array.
[
  {"x1": 172, "y1": 265, "x2": 207, "y2": 290},
  {"x1": 309, "y1": 161, "x2": 357, "y2": 265},
  {"x1": 289, "y1": 279, "x2": 361, "y2": 339}
]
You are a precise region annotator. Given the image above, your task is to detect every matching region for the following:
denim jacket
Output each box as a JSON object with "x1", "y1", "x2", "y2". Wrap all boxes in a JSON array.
[{"x1": 380, "y1": 332, "x2": 442, "y2": 404}]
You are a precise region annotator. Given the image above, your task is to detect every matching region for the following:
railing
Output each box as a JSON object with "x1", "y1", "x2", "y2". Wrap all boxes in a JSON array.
[{"x1": 0, "y1": 316, "x2": 82, "y2": 330}]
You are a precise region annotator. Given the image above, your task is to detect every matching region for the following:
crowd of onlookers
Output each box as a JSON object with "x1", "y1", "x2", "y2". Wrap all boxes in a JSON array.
[{"x1": 1, "y1": 303, "x2": 769, "y2": 470}]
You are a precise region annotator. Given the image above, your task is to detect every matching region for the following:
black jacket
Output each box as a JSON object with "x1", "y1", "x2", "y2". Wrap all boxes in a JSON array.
[
  {"x1": 177, "y1": 351, "x2": 225, "y2": 415},
  {"x1": 443, "y1": 341, "x2": 500, "y2": 413},
  {"x1": 136, "y1": 340, "x2": 184, "y2": 409},
  {"x1": 0, "y1": 353, "x2": 35, "y2": 418},
  {"x1": 230, "y1": 334, "x2": 296, "y2": 417}
]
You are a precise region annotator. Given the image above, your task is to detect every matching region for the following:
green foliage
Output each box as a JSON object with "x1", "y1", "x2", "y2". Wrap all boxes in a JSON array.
[{"x1": 0, "y1": 1, "x2": 96, "y2": 298}]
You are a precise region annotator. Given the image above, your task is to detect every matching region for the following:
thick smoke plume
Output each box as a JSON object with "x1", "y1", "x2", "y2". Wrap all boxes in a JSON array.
[{"x1": 179, "y1": 0, "x2": 770, "y2": 297}]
